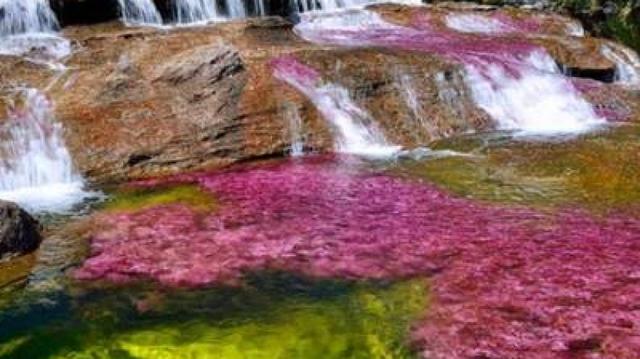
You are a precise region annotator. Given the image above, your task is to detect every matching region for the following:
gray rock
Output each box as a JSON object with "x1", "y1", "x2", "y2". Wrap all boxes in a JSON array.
[{"x1": 0, "y1": 201, "x2": 42, "y2": 258}]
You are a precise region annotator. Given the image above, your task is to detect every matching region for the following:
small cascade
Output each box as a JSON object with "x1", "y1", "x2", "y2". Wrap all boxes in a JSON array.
[
  {"x1": 292, "y1": 0, "x2": 422, "y2": 13},
  {"x1": 118, "y1": 0, "x2": 162, "y2": 26},
  {"x1": 465, "y1": 52, "x2": 603, "y2": 134},
  {"x1": 601, "y1": 43, "x2": 640, "y2": 87},
  {"x1": 0, "y1": 0, "x2": 70, "y2": 65},
  {"x1": 0, "y1": 89, "x2": 91, "y2": 212},
  {"x1": 295, "y1": 9, "x2": 605, "y2": 136},
  {"x1": 396, "y1": 72, "x2": 436, "y2": 138},
  {"x1": 284, "y1": 106, "x2": 305, "y2": 157},
  {"x1": 0, "y1": 0, "x2": 58, "y2": 35},
  {"x1": 273, "y1": 57, "x2": 400, "y2": 157},
  {"x1": 226, "y1": 0, "x2": 247, "y2": 18},
  {"x1": 173, "y1": 0, "x2": 221, "y2": 25},
  {"x1": 252, "y1": 0, "x2": 266, "y2": 16}
]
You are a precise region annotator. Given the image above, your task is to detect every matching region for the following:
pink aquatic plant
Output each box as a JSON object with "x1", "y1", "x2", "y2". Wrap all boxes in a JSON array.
[{"x1": 75, "y1": 157, "x2": 640, "y2": 358}]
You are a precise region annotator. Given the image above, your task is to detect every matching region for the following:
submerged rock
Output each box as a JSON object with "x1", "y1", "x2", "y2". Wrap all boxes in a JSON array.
[{"x1": 0, "y1": 201, "x2": 42, "y2": 258}]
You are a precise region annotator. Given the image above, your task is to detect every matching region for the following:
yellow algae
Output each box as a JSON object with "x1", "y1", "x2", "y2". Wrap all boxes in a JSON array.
[
  {"x1": 5, "y1": 279, "x2": 428, "y2": 359},
  {"x1": 104, "y1": 185, "x2": 216, "y2": 213}
]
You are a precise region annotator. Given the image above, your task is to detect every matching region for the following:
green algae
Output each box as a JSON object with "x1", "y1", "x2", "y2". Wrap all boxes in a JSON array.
[
  {"x1": 0, "y1": 275, "x2": 427, "y2": 359},
  {"x1": 103, "y1": 185, "x2": 216, "y2": 212},
  {"x1": 396, "y1": 125, "x2": 640, "y2": 210}
]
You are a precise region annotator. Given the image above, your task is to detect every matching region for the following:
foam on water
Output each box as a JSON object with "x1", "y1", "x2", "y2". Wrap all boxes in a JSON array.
[
  {"x1": 465, "y1": 51, "x2": 604, "y2": 135},
  {"x1": 0, "y1": 0, "x2": 70, "y2": 67},
  {"x1": 0, "y1": 89, "x2": 92, "y2": 213},
  {"x1": 118, "y1": 0, "x2": 162, "y2": 26},
  {"x1": 273, "y1": 57, "x2": 400, "y2": 158}
]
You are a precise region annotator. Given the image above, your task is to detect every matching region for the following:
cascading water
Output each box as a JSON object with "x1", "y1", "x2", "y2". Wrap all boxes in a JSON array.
[
  {"x1": 294, "y1": 9, "x2": 604, "y2": 136},
  {"x1": 118, "y1": 0, "x2": 162, "y2": 26},
  {"x1": 0, "y1": 89, "x2": 91, "y2": 212},
  {"x1": 284, "y1": 106, "x2": 305, "y2": 157},
  {"x1": 464, "y1": 51, "x2": 603, "y2": 134},
  {"x1": 292, "y1": 0, "x2": 422, "y2": 13},
  {"x1": 0, "y1": 0, "x2": 70, "y2": 65},
  {"x1": 173, "y1": 0, "x2": 221, "y2": 24},
  {"x1": 0, "y1": 0, "x2": 58, "y2": 34},
  {"x1": 273, "y1": 57, "x2": 400, "y2": 157},
  {"x1": 601, "y1": 43, "x2": 640, "y2": 87}
]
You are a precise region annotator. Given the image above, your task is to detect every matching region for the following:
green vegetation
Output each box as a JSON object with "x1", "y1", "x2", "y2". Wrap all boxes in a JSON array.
[
  {"x1": 104, "y1": 185, "x2": 216, "y2": 212},
  {"x1": 0, "y1": 276, "x2": 428, "y2": 359},
  {"x1": 396, "y1": 124, "x2": 640, "y2": 211},
  {"x1": 556, "y1": 0, "x2": 640, "y2": 51}
]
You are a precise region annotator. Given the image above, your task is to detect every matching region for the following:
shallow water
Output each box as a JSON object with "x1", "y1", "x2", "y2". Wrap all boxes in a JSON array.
[{"x1": 1, "y1": 122, "x2": 640, "y2": 358}]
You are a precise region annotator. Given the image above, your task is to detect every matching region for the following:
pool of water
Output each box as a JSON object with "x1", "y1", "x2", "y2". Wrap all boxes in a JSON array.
[{"x1": 1, "y1": 123, "x2": 640, "y2": 358}]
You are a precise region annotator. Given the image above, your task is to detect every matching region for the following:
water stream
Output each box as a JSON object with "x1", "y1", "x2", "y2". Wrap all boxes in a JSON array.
[
  {"x1": 273, "y1": 57, "x2": 400, "y2": 157},
  {"x1": 0, "y1": 0, "x2": 70, "y2": 65},
  {"x1": 118, "y1": 0, "x2": 163, "y2": 26},
  {"x1": 0, "y1": 89, "x2": 92, "y2": 212},
  {"x1": 294, "y1": 9, "x2": 605, "y2": 136},
  {"x1": 2, "y1": 4, "x2": 640, "y2": 359}
]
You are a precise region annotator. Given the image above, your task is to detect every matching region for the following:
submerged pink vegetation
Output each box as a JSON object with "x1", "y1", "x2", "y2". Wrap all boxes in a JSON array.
[{"x1": 75, "y1": 157, "x2": 640, "y2": 359}]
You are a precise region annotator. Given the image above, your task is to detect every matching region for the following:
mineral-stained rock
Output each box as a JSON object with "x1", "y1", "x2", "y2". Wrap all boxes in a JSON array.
[{"x1": 0, "y1": 201, "x2": 42, "y2": 258}]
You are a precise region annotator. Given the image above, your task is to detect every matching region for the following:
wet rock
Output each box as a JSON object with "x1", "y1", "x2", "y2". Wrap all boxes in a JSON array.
[
  {"x1": 0, "y1": 201, "x2": 42, "y2": 258},
  {"x1": 0, "y1": 6, "x2": 637, "y2": 183}
]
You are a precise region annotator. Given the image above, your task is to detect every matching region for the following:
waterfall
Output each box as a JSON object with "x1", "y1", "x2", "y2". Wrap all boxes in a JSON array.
[
  {"x1": 294, "y1": 9, "x2": 605, "y2": 136},
  {"x1": 284, "y1": 106, "x2": 305, "y2": 157},
  {"x1": 253, "y1": 0, "x2": 265, "y2": 16},
  {"x1": 273, "y1": 57, "x2": 400, "y2": 157},
  {"x1": 0, "y1": 0, "x2": 58, "y2": 35},
  {"x1": 173, "y1": 0, "x2": 221, "y2": 24},
  {"x1": 465, "y1": 51, "x2": 603, "y2": 135},
  {"x1": 291, "y1": 0, "x2": 422, "y2": 13},
  {"x1": 601, "y1": 43, "x2": 640, "y2": 87},
  {"x1": 118, "y1": 0, "x2": 162, "y2": 26},
  {"x1": 0, "y1": 0, "x2": 70, "y2": 65},
  {"x1": 0, "y1": 89, "x2": 91, "y2": 212}
]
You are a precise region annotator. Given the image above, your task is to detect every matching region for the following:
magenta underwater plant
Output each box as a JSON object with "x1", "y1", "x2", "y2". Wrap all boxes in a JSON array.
[{"x1": 75, "y1": 157, "x2": 640, "y2": 358}]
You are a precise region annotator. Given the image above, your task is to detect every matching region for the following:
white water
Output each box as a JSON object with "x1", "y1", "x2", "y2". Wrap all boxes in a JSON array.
[
  {"x1": 0, "y1": 89, "x2": 92, "y2": 213},
  {"x1": 565, "y1": 21, "x2": 585, "y2": 37},
  {"x1": 445, "y1": 14, "x2": 512, "y2": 34},
  {"x1": 0, "y1": 0, "x2": 58, "y2": 35},
  {"x1": 308, "y1": 84, "x2": 399, "y2": 157},
  {"x1": 465, "y1": 51, "x2": 604, "y2": 135},
  {"x1": 173, "y1": 0, "x2": 221, "y2": 24},
  {"x1": 118, "y1": 0, "x2": 162, "y2": 25},
  {"x1": 274, "y1": 70, "x2": 399, "y2": 157},
  {"x1": 292, "y1": 0, "x2": 422, "y2": 13},
  {"x1": 0, "y1": 0, "x2": 70, "y2": 66},
  {"x1": 285, "y1": 106, "x2": 305, "y2": 157},
  {"x1": 601, "y1": 43, "x2": 640, "y2": 87}
]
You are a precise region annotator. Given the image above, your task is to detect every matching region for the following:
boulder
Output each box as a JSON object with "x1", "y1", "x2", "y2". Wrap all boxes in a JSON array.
[{"x1": 0, "y1": 201, "x2": 42, "y2": 259}]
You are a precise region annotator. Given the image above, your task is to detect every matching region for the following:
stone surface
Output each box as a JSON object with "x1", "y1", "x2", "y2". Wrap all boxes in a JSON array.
[
  {"x1": 0, "y1": 5, "x2": 638, "y2": 183},
  {"x1": 0, "y1": 201, "x2": 42, "y2": 259}
]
